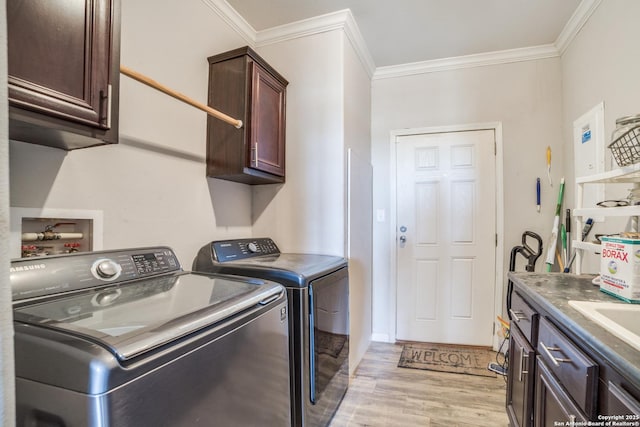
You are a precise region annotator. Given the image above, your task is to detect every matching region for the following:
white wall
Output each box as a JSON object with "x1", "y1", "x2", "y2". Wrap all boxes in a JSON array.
[
  {"x1": 0, "y1": 0, "x2": 16, "y2": 421},
  {"x1": 343, "y1": 36, "x2": 373, "y2": 372},
  {"x1": 561, "y1": 0, "x2": 640, "y2": 273},
  {"x1": 371, "y1": 58, "x2": 563, "y2": 340},
  {"x1": 9, "y1": 0, "x2": 254, "y2": 265},
  {"x1": 253, "y1": 30, "x2": 374, "y2": 374},
  {"x1": 8, "y1": 2, "x2": 374, "y2": 380},
  {"x1": 252, "y1": 32, "x2": 346, "y2": 256}
]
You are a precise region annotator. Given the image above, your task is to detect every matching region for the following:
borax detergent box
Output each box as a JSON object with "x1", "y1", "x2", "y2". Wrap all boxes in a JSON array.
[{"x1": 600, "y1": 236, "x2": 640, "y2": 303}]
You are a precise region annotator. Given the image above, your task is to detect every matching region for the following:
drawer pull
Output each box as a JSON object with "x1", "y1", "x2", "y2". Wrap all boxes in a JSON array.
[
  {"x1": 540, "y1": 341, "x2": 572, "y2": 367},
  {"x1": 509, "y1": 309, "x2": 525, "y2": 322}
]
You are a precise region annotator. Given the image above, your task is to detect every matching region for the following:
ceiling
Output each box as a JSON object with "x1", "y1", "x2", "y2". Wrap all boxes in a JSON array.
[{"x1": 225, "y1": 0, "x2": 583, "y2": 68}]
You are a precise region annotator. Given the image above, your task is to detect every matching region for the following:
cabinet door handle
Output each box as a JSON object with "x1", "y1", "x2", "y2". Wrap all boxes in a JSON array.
[
  {"x1": 521, "y1": 352, "x2": 529, "y2": 376},
  {"x1": 539, "y1": 341, "x2": 572, "y2": 367},
  {"x1": 99, "y1": 85, "x2": 112, "y2": 129},
  {"x1": 251, "y1": 142, "x2": 259, "y2": 167},
  {"x1": 509, "y1": 309, "x2": 525, "y2": 322},
  {"x1": 518, "y1": 347, "x2": 528, "y2": 381},
  {"x1": 106, "y1": 84, "x2": 112, "y2": 129}
]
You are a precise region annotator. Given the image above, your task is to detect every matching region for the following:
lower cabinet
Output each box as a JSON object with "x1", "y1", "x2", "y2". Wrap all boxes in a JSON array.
[
  {"x1": 506, "y1": 292, "x2": 604, "y2": 426},
  {"x1": 506, "y1": 275, "x2": 640, "y2": 427},
  {"x1": 535, "y1": 357, "x2": 588, "y2": 426},
  {"x1": 536, "y1": 317, "x2": 598, "y2": 419},
  {"x1": 506, "y1": 324, "x2": 536, "y2": 427},
  {"x1": 605, "y1": 381, "x2": 640, "y2": 417}
]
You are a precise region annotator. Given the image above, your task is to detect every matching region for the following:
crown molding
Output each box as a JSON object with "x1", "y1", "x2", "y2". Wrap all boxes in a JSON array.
[
  {"x1": 373, "y1": 44, "x2": 559, "y2": 80},
  {"x1": 255, "y1": 9, "x2": 375, "y2": 78},
  {"x1": 201, "y1": 2, "x2": 375, "y2": 78},
  {"x1": 255, "y1": 9, "x2": 351, "y2": 45},
  {"x1": 200, "y1": 0, "x2": 256, "y2": 47},
  {"x1": 206, "y1": 0, "x2": 599, "y2": 81},
  {"x1": 373, "y1": 0, "x2": 600, "y2": 80},
  {"x1": 555, "y1": 0, "x2": 602, "y2": 55}
]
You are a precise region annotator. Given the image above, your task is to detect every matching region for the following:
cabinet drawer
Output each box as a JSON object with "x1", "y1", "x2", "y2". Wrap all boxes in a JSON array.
[
  {"x1": 510, "y1": 291, "x2": 539, "y2": 343},
  {"x1": 537, "y1": 317, "x2": 598, "y2": 418}
]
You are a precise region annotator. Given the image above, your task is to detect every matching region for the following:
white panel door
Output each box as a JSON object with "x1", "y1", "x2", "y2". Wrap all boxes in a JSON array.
[{"x1": 396, "y1": 130, "x2": 496, "y2": 345}]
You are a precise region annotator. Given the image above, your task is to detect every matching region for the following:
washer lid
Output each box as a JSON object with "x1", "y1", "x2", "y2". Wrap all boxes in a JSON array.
[
  {"x1": 207, "y1": 254, "x2": 348, "y2": 287},
  {"x1": 13, "y1": 272, "x2": 283, "y2": 361}
]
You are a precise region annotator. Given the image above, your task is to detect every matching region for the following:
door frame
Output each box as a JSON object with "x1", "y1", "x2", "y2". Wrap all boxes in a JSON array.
[{"x1": 388, "y1": 122, "x2": 505, "y2": 350}]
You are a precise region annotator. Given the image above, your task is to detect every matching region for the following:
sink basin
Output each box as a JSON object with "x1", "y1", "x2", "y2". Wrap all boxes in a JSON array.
[{"x1": 568, "y1": 300, "x2": 640, "y2": 351}]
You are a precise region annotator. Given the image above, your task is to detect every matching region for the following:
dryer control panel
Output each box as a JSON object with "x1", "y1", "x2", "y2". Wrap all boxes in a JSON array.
[{"x1": 211, "y1": 238, "x2": 280, "y2": 262}]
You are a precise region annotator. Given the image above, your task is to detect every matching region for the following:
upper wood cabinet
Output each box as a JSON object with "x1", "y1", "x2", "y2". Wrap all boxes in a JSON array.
[
  {"x1": 7, "y1": 0, "x2": 121, "y2": 150},
  {"x1": 206, "y1": 46, "x2": 288, "y2": 185}
]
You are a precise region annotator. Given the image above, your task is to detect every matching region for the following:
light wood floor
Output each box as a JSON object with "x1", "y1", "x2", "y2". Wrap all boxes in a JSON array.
[{"x1": 329, "y1": 342, "x2": 509, "y2": 427}]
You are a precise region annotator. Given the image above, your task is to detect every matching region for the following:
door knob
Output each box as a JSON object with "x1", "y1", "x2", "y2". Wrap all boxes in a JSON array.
[{"x1": 399, "y1": 226, "x2": 408, "y2": 247}]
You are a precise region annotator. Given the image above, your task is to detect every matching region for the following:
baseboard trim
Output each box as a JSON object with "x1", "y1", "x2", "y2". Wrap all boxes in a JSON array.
[{"x1": 371, "y1": 333, "x2": 391, "y2": 343}]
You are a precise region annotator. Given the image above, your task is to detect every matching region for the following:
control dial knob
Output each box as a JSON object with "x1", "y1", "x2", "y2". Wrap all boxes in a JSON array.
[
  {"x1": 93, "y1": 259, "x2": 121, "y2": 280},
  {"x1": 247, "y1": 242, "x2": 259, "y2": 253}
]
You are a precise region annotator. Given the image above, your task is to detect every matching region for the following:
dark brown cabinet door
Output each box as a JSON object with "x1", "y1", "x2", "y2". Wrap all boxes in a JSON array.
[
  {"x1": 249, "y1": 62, "x2": 286, "y2": 177},
  {"x1": 535, "y1": 358, "x2": 587, "y2": 427},
  {"x1": 207, "y1": 47, "x2": 288, "y2": 185},
  {"x1": 8, "y1": 0, "x2": 120, "y2": 149},
  {"x1": 507, "y1": 325, "x2": 536, "y2": 427}
]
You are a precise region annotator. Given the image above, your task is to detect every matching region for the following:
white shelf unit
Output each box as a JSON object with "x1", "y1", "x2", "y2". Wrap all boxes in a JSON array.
[{"x1": 574, "y1": 163, "x2": 640, "y2": 274}]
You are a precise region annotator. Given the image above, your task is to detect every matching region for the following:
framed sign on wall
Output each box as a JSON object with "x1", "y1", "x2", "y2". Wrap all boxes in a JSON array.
[{"x1": 573, "y1": 102, "x2": 605, "y2": 211}]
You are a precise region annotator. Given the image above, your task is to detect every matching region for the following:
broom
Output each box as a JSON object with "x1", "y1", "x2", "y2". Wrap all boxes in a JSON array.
[{"x1": 545, "y1": 177, "x2": 565, "y2": 272}]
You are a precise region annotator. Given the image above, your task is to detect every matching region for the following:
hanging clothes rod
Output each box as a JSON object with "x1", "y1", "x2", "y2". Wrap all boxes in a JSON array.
[{"x1": 120, "y1": 65, "x2": 243, "y2": 129}]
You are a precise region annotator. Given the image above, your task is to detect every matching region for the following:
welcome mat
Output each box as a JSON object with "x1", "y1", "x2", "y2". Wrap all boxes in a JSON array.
[{"x1": 398, "y1": 342, "x2": 496, "y2": 378}]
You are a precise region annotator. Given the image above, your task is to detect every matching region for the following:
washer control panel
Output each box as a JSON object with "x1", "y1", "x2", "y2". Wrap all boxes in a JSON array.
[
  {"x1": 212, "y1": 238, "x2": 280, "y2": 262},
  {"x1": 10, "y1": 247, "x2": 181, "y2": 302}
]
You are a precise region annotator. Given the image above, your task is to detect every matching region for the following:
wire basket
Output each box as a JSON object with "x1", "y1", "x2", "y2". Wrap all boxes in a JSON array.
[{"x1": 608, "y1": 124, "x2": 640, "y2": 167}]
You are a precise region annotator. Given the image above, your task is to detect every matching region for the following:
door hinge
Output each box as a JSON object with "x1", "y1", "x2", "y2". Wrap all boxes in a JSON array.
[
  {"x1": 495, "y1": 233, "x2": 498, "y2": 247},
  {"x1": 494, "y1": 140, "x2": 497, "y2": 155}
]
